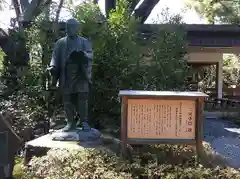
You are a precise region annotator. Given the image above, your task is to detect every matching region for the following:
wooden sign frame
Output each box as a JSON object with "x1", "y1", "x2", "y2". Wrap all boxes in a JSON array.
[
  {"x1": 119, "y1": 90, "x2": 208, "y2": 158},
  {"x1": 0, "y1": 131, "x2": 8, "y2": 166}
]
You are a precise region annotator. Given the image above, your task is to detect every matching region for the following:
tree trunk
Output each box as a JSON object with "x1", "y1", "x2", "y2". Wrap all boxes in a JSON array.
[
  {"x1": 22, "y1": 0, "x2": 51, "y2": 22},
  {"x1": 11, "y1": 0, "x2": 22, "y2": 27},
  {"x1": 55, "y1": 0, "x2": 64, "y2": 22}
]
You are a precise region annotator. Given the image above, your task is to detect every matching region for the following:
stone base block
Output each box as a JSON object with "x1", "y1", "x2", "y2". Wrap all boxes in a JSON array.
[{"x1": 24, "y1": 130, "x2": 133, "y2": 166}]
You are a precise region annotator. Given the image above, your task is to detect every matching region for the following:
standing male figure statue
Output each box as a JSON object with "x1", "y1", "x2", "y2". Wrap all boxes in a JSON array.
[{"x1": 48, "y1": 18, "x2": 93, "y2": 132}]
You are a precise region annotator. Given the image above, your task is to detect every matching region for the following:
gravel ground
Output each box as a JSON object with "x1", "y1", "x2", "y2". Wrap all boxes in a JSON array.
[{"x1": 204, "y1": 118, "x2": 240, "y2": 168}]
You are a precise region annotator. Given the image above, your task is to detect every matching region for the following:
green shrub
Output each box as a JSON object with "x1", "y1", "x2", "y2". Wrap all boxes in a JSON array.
[
  {"x1": 71, "y1": 1, "x2": 190, "y2": 127},
  {"x1": 16, "y1": 144, "x2": 240, "y2": 179},
  {"x1": 13, "y1": 157, "x2": 33, "y2": 179},
  {"x1": 1, "y1": 0, "x2": 190, "y2": 133},
  {"x1": 0, "y1": 47, "x2": 5, "y2": 73}
]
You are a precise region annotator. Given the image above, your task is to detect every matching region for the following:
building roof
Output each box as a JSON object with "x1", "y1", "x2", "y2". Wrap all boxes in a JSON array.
[
  {"x1": 139, "y1": 24, "x2": 240, "y2": 33},
  {"x1": 1, "y1": 24, "x2": 240, "y2": 48},
  {"x1": 138, "y1": 24, "x2": 240, "y2": 47}
]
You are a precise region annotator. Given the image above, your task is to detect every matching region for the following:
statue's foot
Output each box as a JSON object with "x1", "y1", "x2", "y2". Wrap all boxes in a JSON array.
[
  {"x1": 49, "y1": 86, "x2": 58, "y2": 91},
  {"x1": 61, "y1": 122, "x2": 76, "y2": 132},
  {"x1": 76, "y1": 119, "x2": 81, "y2": 127},
  {"x1": 82, "y1": 121, "x2": 91, "y2": 132}
]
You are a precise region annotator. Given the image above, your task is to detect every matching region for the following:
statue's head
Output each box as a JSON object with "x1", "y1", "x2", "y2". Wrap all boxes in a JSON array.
[{"x1": 66, "y1": 18, "x2": 80, "y2": 38}]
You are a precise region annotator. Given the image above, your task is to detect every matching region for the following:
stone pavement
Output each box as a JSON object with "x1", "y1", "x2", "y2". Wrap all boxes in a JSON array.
[{"x1": 204, "y1": 117, "x2": 240, "y2": 168}]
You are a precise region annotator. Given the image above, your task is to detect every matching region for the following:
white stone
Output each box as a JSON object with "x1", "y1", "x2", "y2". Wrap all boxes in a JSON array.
[
  {"x1": 51, "y1": 131, "x2": 80, "y2": 141},
  {"x1": 51, "y1": 128, "x2": 101, "y2": 142}
]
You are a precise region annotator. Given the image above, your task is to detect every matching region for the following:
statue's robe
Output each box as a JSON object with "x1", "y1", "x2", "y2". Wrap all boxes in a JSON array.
[{"x1": 50, "y1": 36, "x2": 93, "y2": 94}]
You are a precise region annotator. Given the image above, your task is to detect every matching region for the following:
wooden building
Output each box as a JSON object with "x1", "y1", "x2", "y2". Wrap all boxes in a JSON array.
[{"x1": 140, "y1": 24, "x2": 240, "y2": 99}]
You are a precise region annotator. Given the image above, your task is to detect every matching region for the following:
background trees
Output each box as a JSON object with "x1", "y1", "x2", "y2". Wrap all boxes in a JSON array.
[{"x1": 184, "y1": 0, "x2": 240, "y2": 24}]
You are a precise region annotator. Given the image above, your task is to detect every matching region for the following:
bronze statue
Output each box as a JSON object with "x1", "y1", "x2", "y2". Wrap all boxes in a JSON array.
[{"x1": 48, "y1": 18, "x2": 93, "y2": 132}]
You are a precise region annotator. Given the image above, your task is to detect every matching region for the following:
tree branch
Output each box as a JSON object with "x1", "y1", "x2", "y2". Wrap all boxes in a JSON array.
[
  {"x1": 22, "y1": 0, "x2": 51, "y2": 22},
  {"x1": 133, "y1": 0, "x2": 160, "y2": 23},
  {"x1": 55, "y1": 0, "x2": 64, "y2": 22},
  {"x1": 11, "y1": 0, "x2": 21, "y2": 19},
  {"x1": 128, "y1": 0, "x2": 141, "y2": 13},
  {"x1": 218, "y1": 0, "x2": 240, "y2": 23}
]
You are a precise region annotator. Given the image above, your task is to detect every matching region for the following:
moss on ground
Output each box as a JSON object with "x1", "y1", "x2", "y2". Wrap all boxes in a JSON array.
[{"x1": 13, "y1": 142, "x2": 240, "y2": 179}]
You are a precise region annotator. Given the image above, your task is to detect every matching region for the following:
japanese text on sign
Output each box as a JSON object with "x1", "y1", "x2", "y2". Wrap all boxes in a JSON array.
[{"x1": 127, "y1": 99, "x2": 196, "y2": 139}]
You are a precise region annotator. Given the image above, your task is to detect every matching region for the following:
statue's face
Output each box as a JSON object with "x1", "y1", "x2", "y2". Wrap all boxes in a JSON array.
[{"x1": 66, "y1": 23, "x2": 79, "y2": 38}]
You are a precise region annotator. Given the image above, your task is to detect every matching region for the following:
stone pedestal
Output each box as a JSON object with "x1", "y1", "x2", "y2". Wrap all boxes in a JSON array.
[{"x1": 24, "y1": 128, "x2": 102, "y2": 165}]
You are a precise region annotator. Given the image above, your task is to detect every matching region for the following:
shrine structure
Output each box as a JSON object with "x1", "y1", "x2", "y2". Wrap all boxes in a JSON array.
[{"x1": 140, "y1": 24, "x2": 240, "y2": 99}]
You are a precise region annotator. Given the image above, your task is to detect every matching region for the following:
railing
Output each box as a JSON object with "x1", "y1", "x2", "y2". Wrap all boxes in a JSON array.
[
  {"x1": 205, "y1": 87, "x2": 240, "y2": 99},
  {"x1": 204, "y1": 97, "x2": 240, "y2": 111}
]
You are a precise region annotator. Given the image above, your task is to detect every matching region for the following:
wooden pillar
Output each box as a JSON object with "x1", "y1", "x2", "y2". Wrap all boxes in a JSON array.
[
  {"x1": 196, "y1": 97, "x2": 204, "y2": 161},
  {"x1": 121, "y1": 96, "x2": 128, "y2": 158},
  {"x1": 215, "y1": 63, "x2": 219, "y2": 98},
  {"x1": 0, "y1": 166, "x2": 4, "y2": 179},
  {"x1": 216, "y1": 59, "x2": 223, "y2": 99}
]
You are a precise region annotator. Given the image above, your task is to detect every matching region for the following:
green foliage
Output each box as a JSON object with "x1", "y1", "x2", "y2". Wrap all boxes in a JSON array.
[
  {"x1": 0, "y1": 29, "x2": 48, "y2": 134},
  {"x1": 71, "y1": 1, "x2": 189, "y2": 126},
  {"x1": 13, "y1": 157, "x2": 33, "y2": 179},
  {"x1": 184, "y1": 0, "x2": 240, "y2": 24},
  {"x1": 14, "y1": 144, "x2": 240, "y2": 179},
  {"x1": 0, "y1": 47, "x2": 5, "y2": 73},
  {"x1": 0, "y1": 26, "x2": 49, "y2": 133},
  {"x1": 1, "y1": 0, "x2": 190, "y2": 134},
  {"x1": 199, "y1": 54, "x2": 240, "y2": 91},
  {"x1": 0, "y1": 16, "x2": 60, "y2": 134},
  {"x1": 26, "y1": 16, "x2": 57, "y2": 68},
  {"x1": 0, "y1": 47, "x2": 5, "y2": 59},
  {"x1": 222, "y1": 54, "x2": 240, "y2": 86},
  {"x1": 184, "y1": 0, "x2": 217, "y2": 23}
]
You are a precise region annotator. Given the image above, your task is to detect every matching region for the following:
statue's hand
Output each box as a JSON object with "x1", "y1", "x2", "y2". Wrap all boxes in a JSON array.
[
  {"x1": 48, "y1": 85, "x2": 58, "y2": 91},
  {"x1": 47, "y1": 66, "x2": 57, "y2": 76},
  {"x1": 89, "y1": 79, "x2": 92, "y2": 84},
  {"x1": 84, "y1": 51, "x2": 91, "y2": 59},
  {"x1": 46, "y1": 66, "x2": 58, "y2": 90}
]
